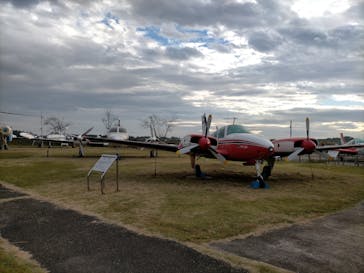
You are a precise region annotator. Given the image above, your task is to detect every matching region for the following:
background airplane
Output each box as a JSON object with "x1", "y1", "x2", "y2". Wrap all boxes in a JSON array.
[
  {"x1": 106, "y1": 120, "x2": 128, "y2": 141},
  {"x1": 30, "y1": 127, "x2": 95, "y2": 157},
  {"x1": 327, "y1": 133, "x2": 364, "y2": 159},
  {"x1": 272, "y1": 118, "x2": 364, "y2": 161}
]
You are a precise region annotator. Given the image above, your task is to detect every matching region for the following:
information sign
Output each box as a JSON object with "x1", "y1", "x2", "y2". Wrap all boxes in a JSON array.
[
  {"x1": 87, "y1": 154, "x2": 119, "y2": 194},
  {"x1": 90, "y1": 154, "x2": 118, "y2": 174}
]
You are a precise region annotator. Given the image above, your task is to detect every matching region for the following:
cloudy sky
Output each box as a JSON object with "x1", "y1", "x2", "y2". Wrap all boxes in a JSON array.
[{"x1": 0, "y1": 0, "x2": 363, "y2": 138}]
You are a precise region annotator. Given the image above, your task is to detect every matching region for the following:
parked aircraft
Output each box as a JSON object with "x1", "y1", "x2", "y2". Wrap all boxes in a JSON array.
[
  {"x1": 327, "y1": 133, "x2": 364, "y2": 158},
  {"x1": 272, "y1": 118, "x2": 364, "y2": 160},
  {"x1": 106, "y1": 120, "x2": 128, "y2": 141},
  {"x1": 88, "y1": 114, "x2": 275, "y2": 188},
  {"x1": 46, "y1": 133, "x2": 68, "y2": 141},
  {"x1": 0, "y1": 124, "x2": 13, "y2": 150},
  {"x1": 32, "y1": 127, "x2": 94, "y2": 157}
]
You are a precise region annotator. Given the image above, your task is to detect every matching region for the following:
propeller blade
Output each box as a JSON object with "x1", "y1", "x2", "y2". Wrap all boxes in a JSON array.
[
  {"x1": 206, "y1": 114, "x2": 212, "y2": 137},
  {"x1": 287, "y1": 147, "x2": 305, "y2": 161},
  {"x1": 82, "y1": 127, "x2": 94, "y2": 137},
  {"x1": 202, "y1": 113, "x2": 207, "y2": 136},
  {"x1": 306, "y1": 117, "x2": 310, "y2": 140},
  {"x1": 177, "y1": 143, "x2": 199, "y2": 155},
  {"x1": 208, "y1": 147, "x2": 226, "y2": 163},
  {"x1": 79, "y1": 142, "x2": 85, "y2": 157}
]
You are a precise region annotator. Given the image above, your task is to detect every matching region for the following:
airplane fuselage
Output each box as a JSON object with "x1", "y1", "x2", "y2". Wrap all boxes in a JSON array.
[{"x1": 216, "y1": 133, "x2": 274, "y2": 162}]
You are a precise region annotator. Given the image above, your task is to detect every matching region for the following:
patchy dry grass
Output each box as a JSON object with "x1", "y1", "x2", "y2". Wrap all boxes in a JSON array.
[
  {"x1": 1, "y1": 146, "x2": 363, "y2": 273},
  {"x1": 1, "y1": 146, "x2": 363, "y2": 244},
  {"x1": 0, "y1": 238, "x2": 47, "y2": 273}
]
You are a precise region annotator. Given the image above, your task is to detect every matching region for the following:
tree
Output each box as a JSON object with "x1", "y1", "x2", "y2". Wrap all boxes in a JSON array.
[
  {"x1": 141, "y1": 114, "x2": 176, "y2": 139},
  {"x1": 44, "y1": 117, "x2": 71, "y2": 135},
  {"x1": 102, "y1": 109, "x2": 118, "y2": 131}
]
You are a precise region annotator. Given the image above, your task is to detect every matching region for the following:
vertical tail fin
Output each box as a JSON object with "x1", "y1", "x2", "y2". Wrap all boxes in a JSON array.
[{"x1": 340, "y1": 133, "x2": 346, "y2": 145}]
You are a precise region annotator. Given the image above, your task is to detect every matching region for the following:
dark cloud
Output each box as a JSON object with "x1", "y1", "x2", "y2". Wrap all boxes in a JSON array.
[
  {"x1": 165, "y1": 47, "x2": 202, "y2": 60},
  {"x1": 248, "y1": 31, "x2": 283, "y2": 52},
  {"x1": 1, "y1": 0, "x2": 40, "y2": 8},
  {"x1": 129, "y1": 0, "x2": 285, "y2": 28}
]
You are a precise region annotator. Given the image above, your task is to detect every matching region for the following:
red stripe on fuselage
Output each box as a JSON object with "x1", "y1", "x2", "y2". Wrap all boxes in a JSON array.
[{"x1": 217, "y1": 142, "x2": 271, "y2": 161}]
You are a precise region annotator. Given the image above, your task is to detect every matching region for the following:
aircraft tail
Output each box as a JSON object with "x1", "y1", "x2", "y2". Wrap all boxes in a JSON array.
[{"x1": 340, "y1": 133, "x2": 346, "y2": 145}]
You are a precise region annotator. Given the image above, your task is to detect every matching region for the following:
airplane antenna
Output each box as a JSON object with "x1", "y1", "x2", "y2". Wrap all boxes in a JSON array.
[
  {"x1": 40, "y1": 112, "x2": 44, "y2": 137},
  {"x1": 224, "y1": 117, "x2": 238, "y2": 125},
  {"x1": 306, "y1": 117, "x2": 310, "y2": 140}
]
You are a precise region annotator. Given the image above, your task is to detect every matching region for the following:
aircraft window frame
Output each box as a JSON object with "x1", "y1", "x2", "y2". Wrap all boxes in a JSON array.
[
  {"x1": 226, "y1": 125, "x2": 250, "y2": 135},
  {"x1": 217, "y1": 127, "x2": 225, "y2": 138}
]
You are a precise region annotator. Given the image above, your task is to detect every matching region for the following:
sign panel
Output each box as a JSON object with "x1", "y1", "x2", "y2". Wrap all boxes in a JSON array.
[{"x1": 90, "y1": 154, "x2": 118, "y2": 174}]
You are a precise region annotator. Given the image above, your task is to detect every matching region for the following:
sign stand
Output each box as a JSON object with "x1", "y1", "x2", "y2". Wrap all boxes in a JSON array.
[{"x1": 87, "y1": 154, "x2": 120, "y2": 194}]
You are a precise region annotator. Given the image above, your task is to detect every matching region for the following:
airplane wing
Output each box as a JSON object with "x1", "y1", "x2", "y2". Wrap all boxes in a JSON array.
[
  {"x1": 316, "y1": 143, "x2": 364, "y2": 151},
  {"x1": 334, "y1": 148, "x2": 358, "y2": 155},
  {"x1": 86, "y1": 137, "x2": 179, "y2": 152}
]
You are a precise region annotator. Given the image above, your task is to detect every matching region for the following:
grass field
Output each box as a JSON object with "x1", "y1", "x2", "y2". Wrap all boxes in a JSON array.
[
  {"x1": 0, "y1": 238, "x2": 47, "y2": 273},
  {"x1": 1, "y1": 146, "x2": 364, "y2": 272}
]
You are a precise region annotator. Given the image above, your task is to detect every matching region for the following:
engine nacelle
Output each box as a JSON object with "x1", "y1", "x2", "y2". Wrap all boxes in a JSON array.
[{"x1": 0, "y1": 125, "x2": 13, "y2": 137}]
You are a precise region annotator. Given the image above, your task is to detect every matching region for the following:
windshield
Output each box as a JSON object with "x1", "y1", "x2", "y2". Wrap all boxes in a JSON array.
[{"x1": 226, "y1": 125, "x2": 250, "y2": 135}]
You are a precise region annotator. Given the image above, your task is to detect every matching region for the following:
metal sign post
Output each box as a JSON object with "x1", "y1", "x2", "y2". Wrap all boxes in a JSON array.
[{"x1": 87, "y1": 154, "x2": 120, "y2": 194}]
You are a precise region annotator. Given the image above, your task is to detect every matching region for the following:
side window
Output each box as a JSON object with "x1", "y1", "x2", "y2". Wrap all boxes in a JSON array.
[{"x1": 217, "y1": 127, "x2": 225, "y2": 138}]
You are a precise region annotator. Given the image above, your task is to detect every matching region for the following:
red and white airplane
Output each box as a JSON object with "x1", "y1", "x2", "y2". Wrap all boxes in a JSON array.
[
  {"x1": 327, "y1": 133, "x2": 364, "y2": 158},
  {"x1": 272, "y1": 118, "x2": 364, "y2": 160},
  {"x1": 88, "y1": 114, "x2": 275, "y2": 188}
]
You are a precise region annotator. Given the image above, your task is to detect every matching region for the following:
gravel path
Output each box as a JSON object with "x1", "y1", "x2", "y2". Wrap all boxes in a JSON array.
[
  {"x1": 211, "y1": 202, "x2": 364, "y2": 273},
  {"x1": 0, "y1": 185, "x2": 246, "y2": 273}
]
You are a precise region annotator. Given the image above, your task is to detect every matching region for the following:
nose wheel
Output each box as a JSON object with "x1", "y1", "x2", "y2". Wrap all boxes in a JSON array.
[{"x1": 251, "y1": 160, "x2": 274, "y2": 189}]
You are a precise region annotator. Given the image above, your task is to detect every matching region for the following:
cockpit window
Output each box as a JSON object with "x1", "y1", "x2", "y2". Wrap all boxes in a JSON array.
[
  {"x1": 226, "y1": 125, "x2": 250, "y2": 135},
  {"x1": 211, "y1": 127, "x2": 226, "y2": 138}
]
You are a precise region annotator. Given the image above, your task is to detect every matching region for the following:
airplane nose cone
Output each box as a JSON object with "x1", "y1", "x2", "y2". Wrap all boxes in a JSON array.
[
  {"x1": 261, "y1": 140, "x2": 275, "y2": 158},
  {"x1": 302, "y1": 139, "x2": 316, "y2": 152},
  {"x1": 198, "y1": 137, "x2": 211, "y2": 150}
]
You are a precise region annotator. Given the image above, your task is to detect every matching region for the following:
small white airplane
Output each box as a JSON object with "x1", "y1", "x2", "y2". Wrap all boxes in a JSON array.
[
  {"x1": 106, "y1": 120, "x2": 128, "y2": 141},
  {"x1": 46, "y1": 133, "x2": 68, "y2": 141},
  {"x1": 31, "y1": 127, "x2": 94, "y2": 157}
]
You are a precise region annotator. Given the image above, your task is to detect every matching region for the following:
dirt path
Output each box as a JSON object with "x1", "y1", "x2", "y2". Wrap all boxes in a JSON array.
[
  {"x1": 211, "y1": 202, "x2": 364, "y2": 273},
  {"x1": 0, "y1": 185, "x2": 246, "y2": 273}
]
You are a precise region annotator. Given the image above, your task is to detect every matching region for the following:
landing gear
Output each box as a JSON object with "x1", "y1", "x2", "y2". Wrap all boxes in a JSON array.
[
  {"x1": 251, "y1": 158, "x2": 275, "y2": 189},
  {"x1": 195, "y1": 164, "x2": 206, "y2": 178}
]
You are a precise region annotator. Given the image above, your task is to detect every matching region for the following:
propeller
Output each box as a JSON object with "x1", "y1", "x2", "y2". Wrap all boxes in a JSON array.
[
  {"x1": 287, "y1": 118, "x2": 318, "y2": 161},
  {"x1": 177, "y1": 114, "x2": 226, "y2": 167},
  {"x1": 288, "y1": 148, "x2": 305, "y2": 161},
  {"x1": 202, "y1": 113, "x2": 211, "y2": 137},
  {"x1": 74, "y1": 127, "x2": 93, "y2": 157}
]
